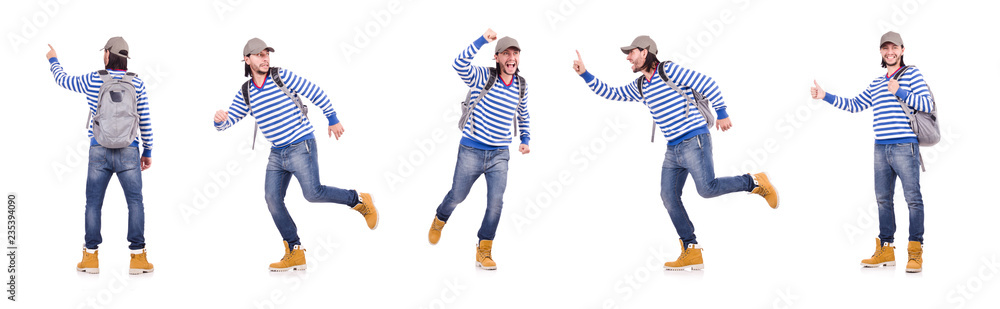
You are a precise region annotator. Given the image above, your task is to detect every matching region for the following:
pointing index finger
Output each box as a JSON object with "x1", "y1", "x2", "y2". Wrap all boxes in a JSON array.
[{"x1": 576, "y1": 50, "x2": 582, "y2": 61}]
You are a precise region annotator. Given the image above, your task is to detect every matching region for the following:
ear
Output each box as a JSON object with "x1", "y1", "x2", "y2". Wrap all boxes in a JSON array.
[{"x1": 244, "y1": 56, "x2": 251, "y2": 65}]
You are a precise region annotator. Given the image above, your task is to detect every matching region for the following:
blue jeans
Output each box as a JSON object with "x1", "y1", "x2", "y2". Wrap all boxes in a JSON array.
[
  {"x1": 435, "y1": 145, "x2": 510, "y2": 241},
  {"x1": 874, "y1": 143, "x2": 924, "y2": 244},
  {"x1": 265, "y1": 138, "x2": 359, "y2": 250},
  {"x1": 661, "y1": 134, "x2": 755, "y2": 247},
  {"x1": 85, "y1": 145, "x2": 145, "y2": 250}
]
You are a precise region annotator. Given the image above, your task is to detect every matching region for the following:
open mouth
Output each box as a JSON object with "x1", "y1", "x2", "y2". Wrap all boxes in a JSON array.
[{"x1": 505, "y1": 62, "x2": 516, "y2": 70}]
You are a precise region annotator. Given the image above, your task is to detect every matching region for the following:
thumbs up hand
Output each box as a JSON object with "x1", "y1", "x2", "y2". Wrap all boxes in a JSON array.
[{"x1": 810, "y1": 80, "x2": 826, "y2": 100}]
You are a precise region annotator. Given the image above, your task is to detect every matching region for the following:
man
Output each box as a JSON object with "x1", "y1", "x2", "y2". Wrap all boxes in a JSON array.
[
  {"x1": 427, "y1": 29, "x2": 531, "y2": 270},
  {"x1": 811, "y1": 31, "x2": 933, "y2": 273},
  {"x1": 47, "y1": 37, "x2": 154, "y2": 275},
  {"x1": 572, "y1": 35, "x2": 778, "y2": 271},
  {"x1": 213, "y1": 38, "x2": 378, "y2": 272}
]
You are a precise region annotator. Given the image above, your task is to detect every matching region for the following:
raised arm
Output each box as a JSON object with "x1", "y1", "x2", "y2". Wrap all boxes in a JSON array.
[
  {"x1": 47, "y1": 44, "x2": 97, "y2": 95},
  {"x1": 813, "y1": 80, "x2": 875, "y2": 113},
  {"x1": 573, "y1": 50, "x2": 642, "y2": 103},
  {"x1": 453, "y1": 29, "x2": 497, "y2": 89}
]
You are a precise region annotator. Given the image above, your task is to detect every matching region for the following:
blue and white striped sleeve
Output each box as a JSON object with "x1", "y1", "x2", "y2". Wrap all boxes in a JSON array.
[
  {"x1": 214, "y1": 89, "x2": 249, "y2": 131},
  {"x1": 453, "y1": 36, "x2": 490, "y2": 90},
  {"x1": 578, "y1": 71, "x2": 642, "y2": 102},
  {"x1": 663, "y1": 62, "x2": 729, "y2": 119},
  {"x1": 895, "y1": 67, "x2": 934, "y2": 113},
  {"x1": 822, "y1": 84, "x2": 875, "y2": 113},
  {"x1": 48, "y1": 58, "x2": 96, "y2": 95},
  {"x1": 281, "y1": 69, "x2": 339, "y2": 126},
  {"x1": 135, "y1": 78, "x2": 153, "y2": 157},
  {"x1": 517, "y1": 83, "x2": 530, "y2": 145}
]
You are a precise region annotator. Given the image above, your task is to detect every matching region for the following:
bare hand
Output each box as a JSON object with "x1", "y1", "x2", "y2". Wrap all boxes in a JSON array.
[
  {"x1": 888, "y1": 79, "x2": 900, "y2": 94},
  {"x1": 214, "y1": 109, "x2": 228, "y2": 123},
  {"x1": 46, "y1": 44, "x2": 57, "y2": 59},
  {"x1": 484, "y1": 29, "x2": 497, "y2": 42},
  {"x1": 573, "y1": 50, "x2": 587, "y2": 75},
  {"x1": 519, "y1": 144, "x2": 530, "y2": 155},
  {"x1": 140, "y1": 157, "x2": 152, "y2": 171},
  {"x1": 716, "y1": 118, "x2": 732, "y2": 132},
  {"x1": 329, "y1": 123, "x2": 345, "y2": 140},
  {"x1": 810, "y1": 80, "x2": 826, "y2": 100}
]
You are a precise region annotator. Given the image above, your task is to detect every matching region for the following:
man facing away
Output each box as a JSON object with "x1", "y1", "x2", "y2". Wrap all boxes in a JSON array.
[
  {"x1": 213, "y1": 38, "x2": 378, "y2": 271},
  {"x1": 573, "y1": 35, "x2": 778, "y2": 271},
  {"x1": 47, "y1": 37, "x2": 154, "y2": 275},
  {"x1": 427, "y1": 29, "x2": 531, "y2": 270},
  {"x1": 811, "y1": 31, "x2": 933, "y2": 273}
]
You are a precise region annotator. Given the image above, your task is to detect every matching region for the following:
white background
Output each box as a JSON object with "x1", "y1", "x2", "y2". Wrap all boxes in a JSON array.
[{"x1": 2, "y1": 0, "x2": 998, "y2": 308}]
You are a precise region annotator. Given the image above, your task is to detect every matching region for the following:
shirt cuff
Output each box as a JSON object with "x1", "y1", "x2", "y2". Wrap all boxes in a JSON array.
[
  {"x1": 822, "y1": 93, "x2": 836, "y2": 104},
  {"x1": 580, "y1": 71, "x2": 595, "y2": 83},
  {"x1": 474, "y1": 36, "x2": 489, "y2": 49},
  {"x1": 142, "y1": 149, "x2": 152, "y2": 158},
  {"x1": 894, "y1": 88, "x2": 910, "y2": 100},
  {"x1": 715, "y1": 107, "x2": 729, "y2": 120},
  {"x1": 327, "y1": 113, "x2": 340, "y2": 126}
]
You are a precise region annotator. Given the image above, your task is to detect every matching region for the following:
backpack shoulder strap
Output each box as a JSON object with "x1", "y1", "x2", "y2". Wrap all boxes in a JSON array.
[
  {"x1": 241, "y1": 79, "x2": 260, "y2": 150},
  {"x1": 657, "y1": 61, "x2": 670, "y2": 84},
  {"x1": 241, "y1": 80, "x2": 253, "y2": 113},
  {"x1": 517, "y1": 74, "x2": 526, "y2": 100},
  {"x1": 97, "y1": 70, "x2": 112, "y2": 83},
  {"x1": 121, "y1": 72, "x2": 137, "y2": 84},
  {"x1": 891, "y1": 65, "x2": 913, "y2": 81},
  {"x1": 472, "y1": 69, "x2": 497, "y2": 107},
  {"x1": 268, "y1": 67, "x2": 309, "y2": 120},
  {"x1": 270, "y1": 67, "x2": 285, "y2": 88},
  {"x1": 636, "y1": 76, "x2": 645, "y2": 98},
  {"x1": 484, "y1": 68, "x2": 498, "y2": 94}
]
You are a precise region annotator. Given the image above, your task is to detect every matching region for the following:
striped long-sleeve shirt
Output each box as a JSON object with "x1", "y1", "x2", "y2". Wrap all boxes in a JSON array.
[
  {"x1": 48, "y1": 57, "x2": 154, "y2": 157},
  {"x1": 823, "y1": 66, "x2": 934, "y2": 144},
  {"x1": 579, "y1": 62, "x2": 729, "y2": 145},
  {"x1": 453, "y1": 36, "x2": 531, "y2": 150},
  {"x1": 214, "y1": 68, "x2": 339, "y2": 148}
]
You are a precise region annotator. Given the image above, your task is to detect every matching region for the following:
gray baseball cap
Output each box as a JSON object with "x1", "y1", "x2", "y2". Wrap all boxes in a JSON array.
[
  {"x1": 621, "y1": 35, "x2": 657, "y2": 55},
  {"x1": 100, "y1": 36, "x2": 130, "y2": 59},
  {"x1": 243, "y1": 38, "x2": 275, "y2": 57},
  {"x1": 495, "y1": 36, "x2": 520, "y2": 54},
  {"x1": 880, "y1": 31, "x2": 903, "y2": 47}
]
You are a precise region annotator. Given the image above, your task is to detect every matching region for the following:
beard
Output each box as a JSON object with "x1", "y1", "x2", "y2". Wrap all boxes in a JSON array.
[{"x1": 883, "y1": 56, "x2": 899, "y2": 66}]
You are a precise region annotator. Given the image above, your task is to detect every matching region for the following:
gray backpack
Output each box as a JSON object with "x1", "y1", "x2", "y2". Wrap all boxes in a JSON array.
[
  {"x1": 892, "y1": 66, "x2": 939, "y2": 146},
  {"x1": 891, "y1": 65, "x2": 940, "y2": 171},
  {"x1": 636, "y1": 61, "x2": 714, "y2": 142},
  {"x1": 88, "y1": 70, "x2": 140, "y2": 149},
  {"x1": 241, "y1": 67, "x2": 308, "y2": 150},
  {"x1": 459, "y1": 69, "x2": 527, "y2": 137}
]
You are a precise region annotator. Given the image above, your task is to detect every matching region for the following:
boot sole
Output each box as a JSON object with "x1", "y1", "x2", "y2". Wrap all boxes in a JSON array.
[
  {"x1": 129, "y1": 268, "x2": 154, "y2": 275},
  {"x1": 861, "y1": 261, "x2": 895, "y2": 267},
  {"x1": 906, "y1": 267, "x2": 922, "y2": 273},
  {"x1": 664, "y1": 264, "x2": 704, "y2": 271},
  {"x1": 77, "y1": 267, "x2": 99, "y2": 274},
  {"x1": 475, "y1": 262, "x2": 496, "y2": 270},
  {"x1": 269, "y1": 265, "x2": 307, "y2": 272}
]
